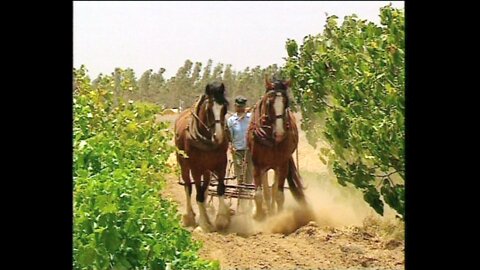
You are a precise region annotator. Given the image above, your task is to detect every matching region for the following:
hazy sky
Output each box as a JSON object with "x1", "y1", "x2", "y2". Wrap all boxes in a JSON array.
[{"x1": 74, "y1": 1, "x2": 404, "y2": 79}]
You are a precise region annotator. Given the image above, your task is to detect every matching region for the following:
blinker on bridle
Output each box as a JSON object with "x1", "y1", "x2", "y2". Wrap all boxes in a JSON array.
[
  {"x1": 265, "y1": 90, "x2": 286, "y2": 119},
  {"x1": 204, "y1": 96, "x2": 225, "y2": 127}
]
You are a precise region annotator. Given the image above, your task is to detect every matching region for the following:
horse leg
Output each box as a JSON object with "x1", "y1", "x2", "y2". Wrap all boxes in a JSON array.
[
  {"x1": 194, "y1": 171, "x2": 214, "y2": 232},
  {"x1": 203, "y1": 171, "x2": 215, "y2": 214},
  {"x1": 275, "y1": 165, "x2": 288, "y2": 213},
  {"x1": 180, "y1": 162, "x2": 196, "y2": 227},
  {"x1": 270, "y1": 169, "x2": 279, "y2": 215},
  {"x1": 253, "y1": 168, "x2": 267, "y2": 220},
  {"x1": 262, "y1": 171, "x2": 272, "y2": 215},
  {"x1": 214, "y1": 167, "x2": 231, "y2": 231},
  {"x1": 245, "y1": 151, "x2": 254, "y2": 211}
]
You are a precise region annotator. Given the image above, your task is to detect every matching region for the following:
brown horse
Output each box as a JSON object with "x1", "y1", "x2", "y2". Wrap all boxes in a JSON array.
[
  {"x1": 247, "y1": 77, "x2": 306, "y2": 220},
  {"x1": 174, "y1": 82, "x2": 230, "y2": 232}
]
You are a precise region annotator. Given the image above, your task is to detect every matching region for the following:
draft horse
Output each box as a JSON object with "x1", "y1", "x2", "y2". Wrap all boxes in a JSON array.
[
  {"x1": 174, "y1": 82, "x2": 230, "y2": 232},
  {"x1": 247, "y1": 77, "x2": 306, "y2": 220}
]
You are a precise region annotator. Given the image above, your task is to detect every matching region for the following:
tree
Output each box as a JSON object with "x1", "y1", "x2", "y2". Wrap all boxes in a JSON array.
[
  {"x1": 149, "y1": 68, "x2": 167, "y2": 106},
  {"x1": 138, "y1": 69, "x2": 153, "y2": 100},
  {"x1": 190, "y1": 62, "x2": 203, "y2": 86},
  {"x1": 113, "y1": 67, "x2": 122, "y2": 106},
  {"x1": 200, "y1": 59, "x2": 213, "y2": 85},
  {"x1": 73, "y1": 65, "x2": 220, "y2": 270},
  {"x1": 122, "y1": 68, "x2": 139, "y2": 94},
  {"x1": 88, "y1": 60, "x2": 298, "y2": 113},
  {"x1": 211, "y1": 62, "x2": 224, "y2": 81},
  {"x1": 284, "y1": 5, "x2": 405, "y2": 219},
  {"x1": 222, "y1": 64, "x2": 236, "y2": 100}
]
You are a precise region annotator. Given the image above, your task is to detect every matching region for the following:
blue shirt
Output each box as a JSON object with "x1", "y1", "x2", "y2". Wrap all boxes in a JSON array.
[{"x1": 227, "y1": 112, "x2": 252, "y2": 150}]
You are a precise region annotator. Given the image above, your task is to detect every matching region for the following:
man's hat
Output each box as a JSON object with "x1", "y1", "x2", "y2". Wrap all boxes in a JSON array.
[{"x1": 234, "y1": 95, "x2": 247, "y2": 106}]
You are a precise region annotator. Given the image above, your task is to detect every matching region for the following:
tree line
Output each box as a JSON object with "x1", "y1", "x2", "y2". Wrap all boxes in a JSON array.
[{"x1": 87, "y1": 59, "x2": 283, "y2": 111}]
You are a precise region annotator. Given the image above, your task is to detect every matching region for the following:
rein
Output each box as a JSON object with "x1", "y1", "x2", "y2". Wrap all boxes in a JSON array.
[{"x1": 191, "y1": 108, "x2": 213, "y2": 133}]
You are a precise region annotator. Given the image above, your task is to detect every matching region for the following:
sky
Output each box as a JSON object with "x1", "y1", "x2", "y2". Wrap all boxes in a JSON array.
[{"x1": 74, "y1": 1, "x2": 404, "y2": 80}]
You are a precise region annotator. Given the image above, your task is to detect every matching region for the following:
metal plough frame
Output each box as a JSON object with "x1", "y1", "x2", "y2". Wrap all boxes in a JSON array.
[
  {"x1": 177, "y1": 159, "x2": 293, "y2": 209},
  {"x1": 177, "y1": 159, "x2": 256, "y2": 204}
]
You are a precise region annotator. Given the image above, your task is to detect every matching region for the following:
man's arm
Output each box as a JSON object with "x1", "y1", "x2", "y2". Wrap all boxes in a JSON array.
[{"x1": 226, "y1": 118, "x2": 235, "y2": 153}]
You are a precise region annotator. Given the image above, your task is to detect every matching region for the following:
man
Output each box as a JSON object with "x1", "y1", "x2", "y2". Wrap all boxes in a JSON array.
[{"x1": 226, "y1": 95, "x2": 253, "y2": 187}]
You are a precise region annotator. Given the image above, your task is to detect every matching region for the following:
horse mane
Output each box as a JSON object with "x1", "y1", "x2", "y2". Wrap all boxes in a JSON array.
[
  {"x1": 271, "y1": 80, "x2": 288, "y2": 91},
  {"x1": 264, "y1": 79, "x2": 291, "y2": 109},
  {"x1": 193, "y1": 94, "x2": 207, "y2": 116},
  {"x1": 205, "y1": 81, "x2": 229, "y2": 107},
  {"x1": 187, "y1": 94, "x2": 218, "y2": 151}
]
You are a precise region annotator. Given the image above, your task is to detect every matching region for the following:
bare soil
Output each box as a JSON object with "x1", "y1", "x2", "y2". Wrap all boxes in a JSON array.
[{"x1": 158, "y1": 112, "x2": 404, "y2": 270}]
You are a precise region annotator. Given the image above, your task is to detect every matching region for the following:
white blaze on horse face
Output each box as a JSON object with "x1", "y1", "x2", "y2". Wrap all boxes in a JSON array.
[
  {"x1": 212, "y1": 101, "x2": 224, "y2": 143},
  {"x1": 273, "y1": 94, "x2": 285, "y2": 137}
]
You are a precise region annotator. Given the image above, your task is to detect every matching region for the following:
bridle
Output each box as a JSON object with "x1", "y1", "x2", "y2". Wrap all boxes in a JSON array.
[
  {"x1": 187, "y1": 94, "x2": 226, "y2": 150},
  {"x1": 250, "y1": 89, "x2": 291, "y2": 146},
  {"x1": 265, "y1": 89, "x2": 288, "y2": 121}
]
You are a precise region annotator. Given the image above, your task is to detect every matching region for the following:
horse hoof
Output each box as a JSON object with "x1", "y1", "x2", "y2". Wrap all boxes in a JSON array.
[
  {"x1": 253, "y1": 211, "x2": 266, "y2": 221},
  {"x1": 199, "y1": 222, "x2": 215, "y2": 233},
  {"x1": 182, "y1": 213, "x2": 196, "y2": 227},
  {"x1": 215, "y1": 214, "x2": 231, "y2": 231}
]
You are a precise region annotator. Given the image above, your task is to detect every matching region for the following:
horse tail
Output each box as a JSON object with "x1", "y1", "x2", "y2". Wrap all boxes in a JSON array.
[{"x1": 286, "y1": 157, "x2": 306, "y2": 204}]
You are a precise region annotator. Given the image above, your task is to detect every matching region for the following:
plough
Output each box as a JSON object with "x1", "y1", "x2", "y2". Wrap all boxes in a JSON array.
[
  {"x1": 177, "y1": 160, "x2": 257, "y2": 204},
  {"x1": 177, "y1": 160, "x2": 290, "y2": 205}
]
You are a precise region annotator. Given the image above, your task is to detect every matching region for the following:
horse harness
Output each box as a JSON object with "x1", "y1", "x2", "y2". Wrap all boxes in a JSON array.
[
  {"x1": 185, "y1": 95, "x2": 224, "y2": 151},
  {"x1": 249, "y1": 89, "x2": 293, "y2": 147}
]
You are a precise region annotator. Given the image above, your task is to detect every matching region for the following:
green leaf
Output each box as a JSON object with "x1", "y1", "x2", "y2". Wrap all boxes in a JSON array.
[
  {"x1": 210, "y1": 260, "x2": 221, "y2": 269},
  {"x1": 77, "y1": 245, "x2": 97, "y2": 266},
  {"x1": 376, "y1": 73, "x2": 385, "y2": 80},
  {"x1": 125, "y1": 221, "x2": 138, "y2": 235},
  {"x1": 333, "y1": 162, "x2": 348, "y2": 187},
  {"x1": 77, "y1": 169, "x2": 89, "y2": 178},
  {"x1": 97, "y1": 195, "x2": 118, "y2": 214},
  {"x1": 286, "y1": 39, "x2": 298, "y2": 57},
  {"x1": 103, "y1": 227, "x2": 121, "y2": 252},
  {"x1": 94, "y1": 226, "x2": 106, "y2": 234},
  {"x1": 141, "y1": 161, "x2": 149, "y2": 173},
  {"x1": 126, "y1": 122, "x2": 138, "y2": 133},
  {"x1": 102, "y1": 203, "x2": 118, "y2": 214},
  {"x1": 78, "y1": 140, "x2": 87, "y2": 150},
  {"x1": 115, "y1": 256, "x2": 132, "y2": 270},
  {"x1": 363, "y1": 187, "x2": 384, "y2": 215},
  {"x1": 153, "y1": 243, "x2": 164, "y2": 256},
  {"x1": 381, "y1": 182, "x2": 405, "y2": 218}
]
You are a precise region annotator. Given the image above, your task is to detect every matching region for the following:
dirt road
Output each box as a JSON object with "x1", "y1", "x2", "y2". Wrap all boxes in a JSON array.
[{"x1": 159, "y1": 112, "x2": 404, "y2": 270}]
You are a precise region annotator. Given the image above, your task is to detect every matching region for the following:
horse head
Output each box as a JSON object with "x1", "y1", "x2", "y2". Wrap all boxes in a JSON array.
[
  {"x1": 200, "y1": 81, "x2": 229, "y2": 145},
  {"x1": 264, "y1": 76, "x2": 291, "y2": 144}
]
